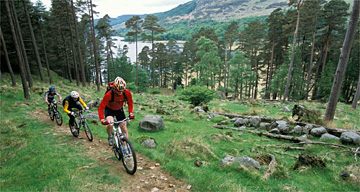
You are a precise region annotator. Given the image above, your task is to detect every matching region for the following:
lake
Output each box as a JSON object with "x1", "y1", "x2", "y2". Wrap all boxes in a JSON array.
[{"x1": 111, "y1": 36, "x2": 183, "y2": 63}]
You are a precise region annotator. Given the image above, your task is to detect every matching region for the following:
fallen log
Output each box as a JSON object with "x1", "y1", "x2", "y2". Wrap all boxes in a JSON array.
[
  {"x1": 214, "y1": 112, "x2": 277, "y2": 123},
  {"x1": 213, "y1": 125, "x2": 356, "y2": 151}
]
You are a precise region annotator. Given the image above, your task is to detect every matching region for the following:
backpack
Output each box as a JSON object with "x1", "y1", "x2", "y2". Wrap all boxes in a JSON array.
[{"x1": 105, "y1": 81, "x2": 127, "y2": 103}]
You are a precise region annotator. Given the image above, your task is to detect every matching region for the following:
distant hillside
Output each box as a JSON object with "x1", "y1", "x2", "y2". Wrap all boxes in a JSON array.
[{"x1": 109, "y1": 0, "x2": 353, "y2": 40}]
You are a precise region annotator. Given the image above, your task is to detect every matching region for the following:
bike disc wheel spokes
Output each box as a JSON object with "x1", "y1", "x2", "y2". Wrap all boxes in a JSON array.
[
  {"x1": 83, "y1": 121, "x2": 93, "y2": 141},
  {"x1": 55, "y1": 111, "x2": 63, "y2": 126},
  {"x1": 120, "y1": 137, "x2": 137, "y2": 175}
]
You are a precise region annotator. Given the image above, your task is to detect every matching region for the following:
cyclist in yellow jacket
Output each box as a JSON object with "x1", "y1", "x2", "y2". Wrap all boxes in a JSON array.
[{"x1": 63, "y1": 91, "x2": 89, "y2": 136}]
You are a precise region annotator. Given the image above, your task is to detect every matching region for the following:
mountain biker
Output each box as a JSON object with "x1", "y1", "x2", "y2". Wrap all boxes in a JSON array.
[
  {"x1": 45, "y1": 86, "x2": 62, "y2": 113},
  {"x1": 98, "y1": 77, "x2": 135, "y2": 146},
  {"x1": 63, "y1": 91, "x2": 89, "y2": 136}
]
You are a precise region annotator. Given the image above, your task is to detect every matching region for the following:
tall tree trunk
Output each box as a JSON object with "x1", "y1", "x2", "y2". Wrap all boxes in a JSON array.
[
  {"x1": 136, "y1": 35, "x2": 139, "y2": 93},
  {"x1": 224, "y1": 47, "x2": 227, "y2": 94},
  {"x1": 65, "y1": 2, "x2": 80, "y2": 86},
  {"x1": 152, "y1": 30, "x2": 155, "y2": 88},
  {"x1": 23, "y1": 1, "x2": 46, "y2": 83},
  {"x1": 0, "y1": 27, "x2": 16, "y2": 86},
  {"x1": 61, "y1": 31, "x2": 73, "y2": 82},
  {"x1": 71, "y1": 0, "x2": 86, "y2": 87},
  {"x1": 109, "y1": 44, "x2": 116, "y2": 77},
  {"x1": 90, "y1": 0, "x2": 100, "y2": 91},
  {"x1": 39, "y1": 23, "x2": 53, "y2": 84},
  {"x1": 305, "y1": 24, "x2": 317, "y2": 100},
  {"x1": 352, "y1": 73, "x2": 360, "y2": 109},
  {"x1": 324, "y1": 0, "x2": 359, "y2": 121},
  {"x1": 10, "y1": 0, "x2": 33, "y2": 88},
  {"x1": 107, "y1": 43, "x2": 110, "y2": 82},
  {"x1": 284, "y1": 0, "x2": 302, "y2": 102},
  {"x1": 185, "y1": 60, "x2": 188, "y2": 89},
  {"x1": 5, "y1": 1, "x2": 30, "y2": 99},
  {"x1": 266, "y1": 38, "x2": 275, "y2": 99}
]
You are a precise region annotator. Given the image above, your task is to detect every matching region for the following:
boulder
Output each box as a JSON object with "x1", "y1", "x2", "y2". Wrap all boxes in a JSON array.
[
  {"x1": 340, "y1": 132, "x2": 360, "y2": 145},
  {"x1": 310, "y1": 127, "x2": 327, "y2": 137},
  {"x1": 249, "y1": 117, "x2": 261, "y2": 127},
  {"x1": 320, "y1": 133, "x2": 339, "y2": 141},
  {"x1": 280, "y1": 105, "x2": 291, "y2": 112},
  {"x1": 141, "y1": 139, "x2": 156, "y2": 148},
  {"x1": 83, "y1": 113, "x2": 99, "y2": 120},
  {"x1": 294, "y1": 125, "x2": 303, "y2": 135},
  {"x1": 139, "y1": 115, "x2": 164, "y2": 132},
  {"x1": 233, "y1": 155, "x2": 261, "y2": 170},
  {"x1": 234, "y1": 118, "x2": 249, "y2": 127}
]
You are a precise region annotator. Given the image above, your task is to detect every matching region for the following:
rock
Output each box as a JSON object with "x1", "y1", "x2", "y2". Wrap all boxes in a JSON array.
[
  {"x1": 234, "y1": 118, "x2": 249, "y2": 127},
  {"x1": 139, "y1": 115, "x2": 164, "y2": 132},
  {"x1": 141, "y1": 139, "x2": 156, "y2": 148},
  {"x1": 249, "y1": 117, "x2": 261, "y2": 127},
  {"x1": 194, "y1": 157, "x2": 203, "y2": 167},
  {"x1": 340, "y1": 132, "x2": 360, "y2": 145},
  {"x1": 270, "y1": 128, "x2": 280, "y2": 134},
  {"x1": 310, "y1": 127, "x2": 327, "y2": 137},
  {"x1": 294, "y1": 125, "x2": 303, "y2": 135},
  {"x1": 206, "y1": 112, "x2": 220, "y2": 119},
  {"x1": 320, "y1": 133, "x2": 339, "y2": 140},
  {"x1": 219, "y1": 155, "x2": 235, "y2": 167},
  {"x1": 271, "y1": 121, "x2": 291, "y2": 134},
  {"x1": 259, "y1": 123, "x2": 271, "y2": 131},
  {"x1": 83, "y1": 113, "x2": 99, "y2": 120},
  {"x1": 290, "y1": 152, "x2": 326, "y2": 170},
  {"x1": 280, "y1": 105, "x2": 291, "y2": 112},
  {"x1": 340, "y1": 171, "x2": 350, "y2": 178},
  {"x1": 193, "y1": 106, "x2": 205, "y2": 113},
  {"x1": 233, "y1": 155, "x2": 261, "y2": 170}
]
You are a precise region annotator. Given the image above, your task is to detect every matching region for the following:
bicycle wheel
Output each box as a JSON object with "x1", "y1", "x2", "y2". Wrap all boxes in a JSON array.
[
  {"x1": 49, "y1": 109, "x2": 55, "y2": 121},
  {"x1": 120, "y1": 137, "x2": 137, "y2": 174},
  {"x1": 113, "y1": 136, "x2": 122, "y2": 161},
  {"x1": 70, "y1": 121, "x2": 79, "y2": 137},
  {"x1": 83, "y1": 121, "x2": 93, "y2": 141},
  {"x1": 55, "y1": 111, "x2": 63, "y2": 126}
]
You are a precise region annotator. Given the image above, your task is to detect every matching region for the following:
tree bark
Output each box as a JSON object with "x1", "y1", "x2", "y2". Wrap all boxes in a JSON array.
[
  {"x1": 39, "y1": 23, "x2": 53, "y2": 84},
  {"x1": 10, "y1": 0, "x2": 33, "y2": 88},
  {"x1": 324, "y1": 0, "x2": 359, "y2": 122},
  {"x1": 284, "y1": 0, "x2": 302, "y2": 102},
  {"x1": 351, "y1": 73, "x2": 360, "y2": 109},
  {"x1": 305, "y1": 23, "x2": 317, "y2": 100},
  {"x1": 71, "y1": 0, "x2": 86, "y2": 87},
  {"x1": 5, "y1": 1, "x2": 30, "y2": 99},
  {"x1": 0, "y1": 27, "x2": 16, "y2": 86},
  {"x1": 23, "y1": 1, "x2": 46, "y2": 83},
  {"x1": 60, "y1": 31, "x2": 72, "y2": 82},
  {"x1": 90, "y1": 0, "x2": 100, "y2": 91}
]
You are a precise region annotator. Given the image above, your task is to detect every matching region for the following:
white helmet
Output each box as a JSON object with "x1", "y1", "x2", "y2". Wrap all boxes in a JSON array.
[{"x1": 70, "y1": 91, "x2": 79, "y2": 99}]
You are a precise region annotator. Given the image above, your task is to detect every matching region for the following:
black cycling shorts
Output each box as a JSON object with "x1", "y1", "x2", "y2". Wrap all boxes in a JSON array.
[{"x1": 104, "y1": 107, "x2": 125, "y2": 121}]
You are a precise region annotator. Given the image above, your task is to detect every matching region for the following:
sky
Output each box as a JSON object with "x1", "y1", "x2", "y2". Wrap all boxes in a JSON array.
[{"x1": 31, "y1": 0, "x2": 193, "y2": 19}]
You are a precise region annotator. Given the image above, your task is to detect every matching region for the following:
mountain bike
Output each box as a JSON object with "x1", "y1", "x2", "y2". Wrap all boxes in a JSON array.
[
  {"x1": 107, "y1": 118, "x2": 137, "y2": 174},
  {"x1": 70, "y1": 109, "x2": 93, "y2": 142},
  {"x1": 48, "y1": 101, "x2": 63, "y2": 126}
]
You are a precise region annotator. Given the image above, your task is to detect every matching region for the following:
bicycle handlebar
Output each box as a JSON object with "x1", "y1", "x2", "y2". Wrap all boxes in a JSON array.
[{"x1": 107, "y1": 117, "x2": 130, "y2": 125}]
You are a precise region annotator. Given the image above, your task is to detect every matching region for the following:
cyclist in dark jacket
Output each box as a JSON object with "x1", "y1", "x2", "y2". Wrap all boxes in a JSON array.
[{"x1": 45, "y1": 86, "x2": 62, "y2": 113}]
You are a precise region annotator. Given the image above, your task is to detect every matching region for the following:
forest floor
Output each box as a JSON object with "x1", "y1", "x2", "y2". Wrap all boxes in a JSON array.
[{"x1": 33, "y1": 108, "x2": 191, "y2": 192}]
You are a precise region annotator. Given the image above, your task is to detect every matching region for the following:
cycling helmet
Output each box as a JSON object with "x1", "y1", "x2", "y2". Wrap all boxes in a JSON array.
[
  {"x1": 70, "y1": 91, "x2": 79, "y2": 99},
  {"x1": 114, "y1": 77, "x2": 126, "y2": 92},
  {"x1": 49, "y1": 86, "x2": 55, "y2": 92}
]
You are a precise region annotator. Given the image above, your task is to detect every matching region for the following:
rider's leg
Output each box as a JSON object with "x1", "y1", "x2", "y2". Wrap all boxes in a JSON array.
[
  {"x1": 68, "y1": 112, "x2": 76, "y2": 132},
  {"x1": 120, "y1": 121, "x2": 128, "y2": 138},
  {"x1": 106, "y1": 116, "x2": 114, "y2": 137}
]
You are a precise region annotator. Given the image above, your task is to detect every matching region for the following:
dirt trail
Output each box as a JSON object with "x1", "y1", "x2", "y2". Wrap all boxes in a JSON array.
[{"x1": 32, "y1": 109, "x2": 191, "y2": 191}]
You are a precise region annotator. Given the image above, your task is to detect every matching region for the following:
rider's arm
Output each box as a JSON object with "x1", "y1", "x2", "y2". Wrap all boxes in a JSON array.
[
  {"x1": 79, "y1": 97, "x2": 87, "y2": 108},
  {"x1": 98, "y1": 92, "x2": 111, "y2": 120},
  {"x1": 44, "y1": 92, "x2": 49, "y2": 103},
  {"x1": 126, "y1": 90, "x2": 133, "y2": 114},
  {"x1": 63, "y1": 100, "x2": 71, "y2": 114},
  {"x1": 56, "y1": 92, "x2": 62, "y2": 102}
]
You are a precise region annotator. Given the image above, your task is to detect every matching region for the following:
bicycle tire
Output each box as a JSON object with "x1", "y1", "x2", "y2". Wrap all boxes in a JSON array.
[
  {"x1": 113, "y1": 137, "x2": 122, "y2": 161},
  {"x1": 83, "y1": 121, "x2": 93, "y2": 141},
  {"x1": 70, "y1": 121, "x2": 79, "y2": 137},
  {"x1": 50, "y1": 109, "x2": 55, "y2": 121},
  {"x1": 120, "y1": 137, "x2": 137, "y2": 174},
  {"x1": 55, "y1": 110, "x2": 63, "y2": 126}
]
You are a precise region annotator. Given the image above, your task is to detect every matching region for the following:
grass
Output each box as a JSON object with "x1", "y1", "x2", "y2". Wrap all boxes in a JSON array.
[{"x1": 1, "y1": 71, "x2": 360, "y2": 191}]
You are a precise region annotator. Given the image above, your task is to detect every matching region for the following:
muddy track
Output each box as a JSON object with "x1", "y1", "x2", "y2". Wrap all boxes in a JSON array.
[{"x1": 32, "y1": 109, "x2": 190, "y2": 191}]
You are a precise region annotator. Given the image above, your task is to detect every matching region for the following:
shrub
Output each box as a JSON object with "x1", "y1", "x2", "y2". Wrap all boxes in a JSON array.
[
  {"x1": 178, "y1": 86, "x2": 215, "y2": 106},
  {"x1": 149, "y1": 88, "x2": 161, "y2": 95}
]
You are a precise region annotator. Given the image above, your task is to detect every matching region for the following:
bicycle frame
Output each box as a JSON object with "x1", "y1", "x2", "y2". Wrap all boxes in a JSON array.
[{"x1": 109, "y1": 118, "x2": 129, "y2": 148}]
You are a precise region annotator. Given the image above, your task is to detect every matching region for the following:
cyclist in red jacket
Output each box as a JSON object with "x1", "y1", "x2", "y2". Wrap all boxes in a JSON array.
[{"x1": 98, "y1": 77, "x2": 135, "y2": 146}]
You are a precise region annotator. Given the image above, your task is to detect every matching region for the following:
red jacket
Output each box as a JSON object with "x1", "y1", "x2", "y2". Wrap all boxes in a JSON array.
[{"x1": 98, "y1": 89, "x2": 133, "y2": 120}]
